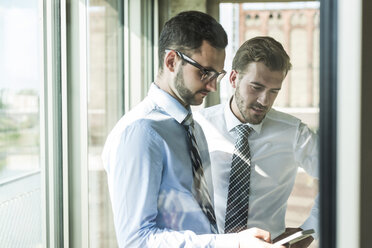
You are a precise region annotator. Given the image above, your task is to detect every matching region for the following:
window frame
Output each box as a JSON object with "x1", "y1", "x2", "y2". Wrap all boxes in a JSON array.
[
  {"x1": 40, "y1": 0, "x2": 67, "y2": 247},
  {"x1": 319, "y1": 0, "x2": 338, "y2": 246}
]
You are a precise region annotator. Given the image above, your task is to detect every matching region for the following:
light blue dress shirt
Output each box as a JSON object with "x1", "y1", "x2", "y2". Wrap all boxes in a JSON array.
[{"x1": 102, "y1": 84, "x2": 237, "y2": 248}]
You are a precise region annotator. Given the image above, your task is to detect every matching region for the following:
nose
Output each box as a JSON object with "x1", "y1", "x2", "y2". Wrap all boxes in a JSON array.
[
  {"x1": 257, "y1": 92, "x2": 269, "y2": 106},
  {"x1": 205, "y1": 78, "x2": 217, "y2": 92}
]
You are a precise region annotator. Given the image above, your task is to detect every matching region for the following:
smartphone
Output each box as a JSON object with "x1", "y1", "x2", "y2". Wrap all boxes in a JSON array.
[{"x1": 274, "y1": 229, "x2": 315, "y2": 246}]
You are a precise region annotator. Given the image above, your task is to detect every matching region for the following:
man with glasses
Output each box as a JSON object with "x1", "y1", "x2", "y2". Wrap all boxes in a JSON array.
[
  {"x1": 102, "y1": 11, "x2": 282, "y2": 248},
  {"x1": 195, "y1": 36, "x2": 318, "y2": 247}
]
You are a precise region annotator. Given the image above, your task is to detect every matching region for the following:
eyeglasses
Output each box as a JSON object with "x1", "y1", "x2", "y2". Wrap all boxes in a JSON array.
[{"x1": 165, "y1": 49, "x2": 226, "y2": 83}]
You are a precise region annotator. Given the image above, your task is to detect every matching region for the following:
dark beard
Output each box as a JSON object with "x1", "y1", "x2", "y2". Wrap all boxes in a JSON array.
[
  {"x1": 234, "y1": 84, "x2": 266, "y2": 124},
  {"x1": 174, "y1": 68, "x2": 195, "y2": 105}
]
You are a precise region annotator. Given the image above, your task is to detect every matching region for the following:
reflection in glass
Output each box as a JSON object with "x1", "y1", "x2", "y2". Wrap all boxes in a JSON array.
[
  {"x1": 87, "y1": 1, "x2": 123, "y2": 247},
  {"x1": 220, "y1": 2, "x2": 319, "y2": 248},
  {"x1": 0, "y1": 0, "x2": 42, "y2": 247}
]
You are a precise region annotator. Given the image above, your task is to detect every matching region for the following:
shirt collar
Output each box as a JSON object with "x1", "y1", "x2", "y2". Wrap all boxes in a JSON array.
[
  {"x1": 148, "y1": 83, "x2": 190, "y2": 124},
  {"x1": 224, "y1": 96, "x2": 263, "y2": 134}
]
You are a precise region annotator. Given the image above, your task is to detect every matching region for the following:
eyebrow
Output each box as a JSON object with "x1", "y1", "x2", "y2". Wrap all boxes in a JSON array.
[{"x1": 251, "y1": 82, "x2": 282, "y2": 91}]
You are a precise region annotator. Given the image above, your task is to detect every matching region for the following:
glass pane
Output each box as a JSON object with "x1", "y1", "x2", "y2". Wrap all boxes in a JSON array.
[
  {"x1": 220, "y1": 2, "x2": 319, "y2": 248},
  {"x1": 0, "y1": 0, "x2": 42, "y2": 247},
  {"x1": 87, "y1": 1, "x2": 123, "y2": 247}
]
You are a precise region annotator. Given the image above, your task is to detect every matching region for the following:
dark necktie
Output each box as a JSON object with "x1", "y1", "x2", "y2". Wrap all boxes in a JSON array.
[
  {"x1": 182, "y1": 113, "x2": 218, "y2": 234},
  {"x1": 224, "y1": 124, "x2": 253, "y2": 233}
]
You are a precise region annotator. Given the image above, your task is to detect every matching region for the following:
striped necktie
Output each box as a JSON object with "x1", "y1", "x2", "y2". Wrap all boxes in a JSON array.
[
  {"x1": 182, "y1": 113, "x2": 218, "y2": 234},
  {"x1": 224, "y1": 124, "x2": 253, "y2": 233}
]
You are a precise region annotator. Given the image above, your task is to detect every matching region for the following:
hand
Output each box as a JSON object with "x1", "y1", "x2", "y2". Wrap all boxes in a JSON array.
[
  {"x1": 272, "y1": 227, "x2": 314, "y2": 248},
  {"x1": 238, "y1": 227, "x2": 286, "y2": 248}
]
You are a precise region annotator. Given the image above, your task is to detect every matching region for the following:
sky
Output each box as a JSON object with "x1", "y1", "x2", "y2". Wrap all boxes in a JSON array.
[{"x1": 0, "y1": 0, "x2": 41, "y2": 91}]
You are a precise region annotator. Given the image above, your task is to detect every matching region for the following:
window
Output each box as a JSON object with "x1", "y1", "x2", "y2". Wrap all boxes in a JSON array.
[
  {"x1": 87, "y1": 0, "x2": 123, "y2": 246},
  {"x1": 65, "y1": 1, "x2": 154, "y2": 246},
  {"x1": 0, "y1": 0, "x2": 43, "y2": 246}
]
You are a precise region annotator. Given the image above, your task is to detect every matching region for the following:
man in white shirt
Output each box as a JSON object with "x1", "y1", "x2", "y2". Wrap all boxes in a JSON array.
[
  {"x1": 195, "y1": 36, "x2": 318, "y2": 247},
  {"x1": 102, "y1": 12, "x2": 283, "y2": 248}
]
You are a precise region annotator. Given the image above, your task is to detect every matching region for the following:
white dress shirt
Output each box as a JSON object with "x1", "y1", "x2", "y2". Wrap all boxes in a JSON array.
[
  {"x1": 194, "y1": 101, "x2": 319, "y2": 239},
  {"x1": 102, "y1": 84, "x2": 238, "y2": 248}
]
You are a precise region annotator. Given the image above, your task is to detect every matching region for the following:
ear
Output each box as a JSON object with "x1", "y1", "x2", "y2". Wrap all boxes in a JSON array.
[
  {"x1": 164, "y1": 50, "x2": 178, "y2": 72},
  {"x1": 230, "y1": 70, "x2": 238, "y2": 88}
]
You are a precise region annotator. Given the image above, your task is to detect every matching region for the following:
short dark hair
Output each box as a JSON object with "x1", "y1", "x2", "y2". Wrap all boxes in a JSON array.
[
  {"x1": 232, "y1": 36, "x2": 292, "y2": 75},
  {"x1": 158, "y1": 11, "x2": 228, "y2": 71}
]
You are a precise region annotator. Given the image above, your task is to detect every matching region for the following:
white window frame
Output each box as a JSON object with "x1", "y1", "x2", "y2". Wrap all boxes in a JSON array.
[
  {"x1": 64, "y1": 0, "x2": 155, "y2": 247},
  {"x1": 41, "y1": 0, "x2": 67, "y2": 247},
  {"x1": 337, "y1": 0, "x2": 361, "y2": 247},
  {"x1": 64, "y1": 0, "x2": 89, "y2": 247}
]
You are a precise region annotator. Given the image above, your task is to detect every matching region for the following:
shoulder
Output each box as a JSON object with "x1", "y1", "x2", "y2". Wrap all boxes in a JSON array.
[
  {"x1": 105, "y1": 100, "x2": 177, "y2": 145},
  {"x1": 126, "y1": 109, "x2": 179, "y2": 139},
  {"x1": 194, "y1": 104, "x2": 229, "y2": 143},
  {"x1": 119, "y1": 96, "x2": 179, "y2": 129},
  {"x1": 263, "y1": 108, "x2": 318, "y2": 142},
  {"x1": 194, "y1": 103, "x2": 225, "y2": 127},
  {"x1": 265, "y1": 108, "x2": 302, "y2": 128},
  {"x1": 197, "y1": 103, "x2": 225, "y2": 119}
]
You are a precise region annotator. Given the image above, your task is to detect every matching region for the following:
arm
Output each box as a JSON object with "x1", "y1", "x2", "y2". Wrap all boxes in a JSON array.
[
  {"x1": 294, "y1": 124, "x2": 319, "y2": 239},
  {"x1": 105, "y1": 122, "x2": 231, "y2": 247},
  {"x1": 300, "y1": 195, "x2": 319, "y2": 240},
  {"x1": 106, "y1": 122, "x2": 206, "y2": 247}
]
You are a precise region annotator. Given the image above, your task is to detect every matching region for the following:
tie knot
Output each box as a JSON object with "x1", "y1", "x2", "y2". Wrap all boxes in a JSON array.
[
  {"x1": 182, "y1": 113, "x2": 194, "y2": 128},
  {"x1": 235, "y1": 124, "x2": 253, "y2": 138}
]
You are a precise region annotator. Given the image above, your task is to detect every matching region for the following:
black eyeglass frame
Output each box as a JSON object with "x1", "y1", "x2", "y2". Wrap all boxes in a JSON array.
[{"x1": 165, "y1": 49, "x2": 226, "y2": 83}]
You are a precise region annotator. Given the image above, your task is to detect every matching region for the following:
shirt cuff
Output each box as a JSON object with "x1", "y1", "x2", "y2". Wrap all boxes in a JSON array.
[
  {"x1": 301, "y1": 214, "x2": 319, "y2": 240},
  {"x1": 215, "y1": 233, "x2": 239, "y2": 248}
]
